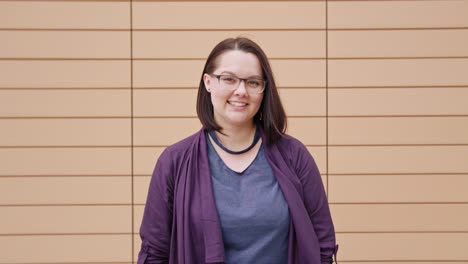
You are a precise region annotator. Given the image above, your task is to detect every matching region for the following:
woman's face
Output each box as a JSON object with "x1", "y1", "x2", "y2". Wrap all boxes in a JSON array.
[{"x1": 203, "y1": 50, "x2": 264, "y2": 129}]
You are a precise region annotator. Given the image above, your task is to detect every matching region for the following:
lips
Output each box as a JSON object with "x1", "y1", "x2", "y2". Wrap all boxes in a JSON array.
[{"x1": 228, "y1": 101, "x2": 248, "y2": 107}]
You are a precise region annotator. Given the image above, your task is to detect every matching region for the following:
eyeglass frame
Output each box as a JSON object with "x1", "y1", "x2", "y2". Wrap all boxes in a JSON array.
[{"x1": 209, "y1": 73, "x2": 267, "y2": 94}]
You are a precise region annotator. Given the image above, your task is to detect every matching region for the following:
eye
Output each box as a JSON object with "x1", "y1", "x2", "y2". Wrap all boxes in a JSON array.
[
  {"x1": 247, "y1": 79, "x2": 262, "y2": 88},
  {"x1": 220, "y1": 75, "x2": 237, "y2": 84}
]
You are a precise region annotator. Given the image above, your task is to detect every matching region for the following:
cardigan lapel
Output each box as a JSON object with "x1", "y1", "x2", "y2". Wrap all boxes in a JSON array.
[
  {"x1": 195, "y1": 130, "x2": 226, "y2": 263},
  {"x1": 263, "y1": 134, "x2": 322, "y2": 264}
]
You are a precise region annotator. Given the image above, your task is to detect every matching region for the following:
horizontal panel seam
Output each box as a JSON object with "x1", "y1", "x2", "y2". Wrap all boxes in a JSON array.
[
  {"x1": 3, "y1": 57, "x2": 468, "y2": 60},
  {"x1": 336, "y1": 231, "x2": 468, "y2": 234},
  {"x1": 0, "y1": 174, "x2": 131, "y2": 177},
  {"x1": 2, "y1": 27, "x2": 468, "y2": 31},
  {"x1": 3, "y1": 115, "x2": 468, "y2": 119},
  {"x1": 3, "y1": 144, "x2": 468, "y2": 148},
  {"x1": 0, "y1": 262, "x2": 132, "y2": 264},
  {"x1": 0, "y1": 233, "x2": 133, "y2": 236},
  {"x1": 0, "y1": 204, "x2": 133, "y2": 207},
  {"x1": 2, "y1": 231, "x2": 468, "y2": 236},
  {"x1": 3, "y1": 86, "x2": 468, "y2": 90},
  {"x1": 5, "y1": 86, "x2": 468, "y2": 89},
  {"x1": 127, "y1": 202, "x2": 468, "y2": 206},
  {"x1": 328, "y1": 173, "x2": 468, "y2": 176},
  {"x1": 0, "y1": 28, "x2": 326, "y2": 31}
]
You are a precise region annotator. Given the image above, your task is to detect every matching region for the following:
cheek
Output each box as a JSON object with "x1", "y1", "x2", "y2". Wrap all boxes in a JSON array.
[
  {"x1": 211, "y1": 90, "x2": 229, "y2": 102},
  {"x1": 253, "y1": 95, "x2": 264, "y2": 108},
  {"x1": 209, "y1": 91, "x2": 225, "y2": 109}
]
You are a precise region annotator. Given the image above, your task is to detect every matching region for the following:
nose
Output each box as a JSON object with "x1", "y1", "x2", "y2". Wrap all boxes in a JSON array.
[{"x1": 234, "y1": 79, "x2": 248, "y2": 96}]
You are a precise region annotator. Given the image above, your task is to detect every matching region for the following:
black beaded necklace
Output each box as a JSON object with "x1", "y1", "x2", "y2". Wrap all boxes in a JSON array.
[{"x1": 208, "y1": 126, "x2": 261, "y2": 155}]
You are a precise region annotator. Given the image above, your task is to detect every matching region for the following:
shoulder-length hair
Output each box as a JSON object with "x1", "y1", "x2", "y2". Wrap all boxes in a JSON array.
[{"x1": 196, "y1": 37, "x2": 287, "y2": 145}]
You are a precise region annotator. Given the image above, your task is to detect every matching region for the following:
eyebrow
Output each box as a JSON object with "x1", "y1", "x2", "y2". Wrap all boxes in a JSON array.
[{"x1": 220, "y1": 71, "x2": 263, "y2": 79}]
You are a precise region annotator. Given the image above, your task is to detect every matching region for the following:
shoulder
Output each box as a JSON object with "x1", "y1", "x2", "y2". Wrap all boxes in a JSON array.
[
  {"x1": 165, "y1": 129, "x2": 203, "y2": 154},
  {"x1": 274, "y1": 133, "x2": 319, "y2": 176},
  {"x1": 149, "y1": 129, "x2": 204, "y2": 190},
  {"x1": 158, "y1": 129, "x2": 204, "y2": 164},
  {"x1": 276, "y1": 133, "x2": 309, "y2": 156}
]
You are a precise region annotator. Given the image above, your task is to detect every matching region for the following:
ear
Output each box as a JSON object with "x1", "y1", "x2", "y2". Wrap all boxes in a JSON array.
[{"x1": 203, "y1": 73, "x2": 212, "y2": 92}]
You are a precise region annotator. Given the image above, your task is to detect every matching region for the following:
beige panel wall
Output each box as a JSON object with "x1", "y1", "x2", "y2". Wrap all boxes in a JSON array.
[
  {"x1": 327, "y1": 1, "x2": 468, "y2": 263},
  {"x1": 1, "y1": 0, "x2": 466, "y2": 263},
  {"x1": 0, "y1": 1, "x2": 133, "y2": 263}
]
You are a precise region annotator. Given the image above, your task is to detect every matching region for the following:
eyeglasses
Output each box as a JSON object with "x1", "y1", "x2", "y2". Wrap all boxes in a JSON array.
[{"x1": 210, "y1": 74, "x2": 266, "y2": 94}]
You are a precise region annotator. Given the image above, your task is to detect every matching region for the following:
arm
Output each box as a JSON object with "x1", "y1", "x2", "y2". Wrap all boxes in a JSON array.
[
  {"x1": 138, "y1": 149, "x2": 175, "y2": 264},
  {"x1": 293, "y1": 142, "x2": 338, "y2": 264}
]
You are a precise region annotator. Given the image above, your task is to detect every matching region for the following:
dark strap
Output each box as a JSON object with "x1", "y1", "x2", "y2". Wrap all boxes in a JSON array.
[{"x1": 208, "y1": 125, "x2": 261, "y2": 155}]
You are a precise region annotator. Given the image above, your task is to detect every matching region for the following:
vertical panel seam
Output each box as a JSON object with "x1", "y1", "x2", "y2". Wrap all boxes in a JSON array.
[
  {"x1": 325, "y1": 0, "x2": 329, "y2": 197},
  {"x1": 130, "y1": 0, "x2": 135, "y2": 263}
]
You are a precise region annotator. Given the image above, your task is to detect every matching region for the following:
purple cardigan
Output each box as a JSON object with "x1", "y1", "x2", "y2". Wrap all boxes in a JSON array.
[{"x1": 138, "y1": 129, "x2": 338, "y2": 264}]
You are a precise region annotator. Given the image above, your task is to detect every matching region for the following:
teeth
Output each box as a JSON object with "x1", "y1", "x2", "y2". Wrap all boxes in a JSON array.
[{"x1": 229, "y1": 101, "x2": 247, "y2": 107}]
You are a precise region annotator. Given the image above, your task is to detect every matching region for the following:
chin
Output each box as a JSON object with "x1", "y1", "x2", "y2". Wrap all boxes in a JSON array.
[
  {"x1": 215, "y1": 111, "x2": 256, "y2": 127},
  {"x1": 228, "y1": 117, "x2": 256, "y2": 127}
]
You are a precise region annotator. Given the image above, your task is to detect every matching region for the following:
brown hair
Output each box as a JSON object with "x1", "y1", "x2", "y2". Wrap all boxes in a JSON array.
[{"x1": 196, "y1": 37, "x2": 287, "y2": 145}]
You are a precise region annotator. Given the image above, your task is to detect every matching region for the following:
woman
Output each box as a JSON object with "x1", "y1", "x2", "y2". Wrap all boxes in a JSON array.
[{"x1": 138, "y1": 37, "x2": 338, "y2": 264}]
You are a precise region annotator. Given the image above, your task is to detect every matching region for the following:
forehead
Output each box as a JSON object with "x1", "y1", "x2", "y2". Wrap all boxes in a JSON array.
[{"x1": 214, "y1": 50, "x2": 262, "y2": 76}]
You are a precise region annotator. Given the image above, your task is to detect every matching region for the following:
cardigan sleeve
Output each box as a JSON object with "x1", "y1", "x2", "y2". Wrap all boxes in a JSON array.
[
  {"x1": 137, "y1": 148, "x2": 175, "y2": 264},
  {"x1": 291, "y1": 140, "x2": 338, "y2": 264}
]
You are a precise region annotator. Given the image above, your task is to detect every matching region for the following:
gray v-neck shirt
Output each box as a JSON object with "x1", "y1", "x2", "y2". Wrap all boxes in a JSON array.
[{"x1": 207, "y1": 137, "x2": 290, "y2": 264}]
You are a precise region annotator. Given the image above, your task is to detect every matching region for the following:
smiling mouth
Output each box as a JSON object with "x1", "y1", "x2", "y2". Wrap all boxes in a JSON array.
[{"x1": 228, "y1": 101, "x2": 248, "y2": 107}]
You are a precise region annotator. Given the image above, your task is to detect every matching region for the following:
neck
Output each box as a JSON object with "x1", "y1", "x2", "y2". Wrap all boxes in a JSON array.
[{"x1": 215, "y1": 122, "x2": 257, "y2": 151}]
